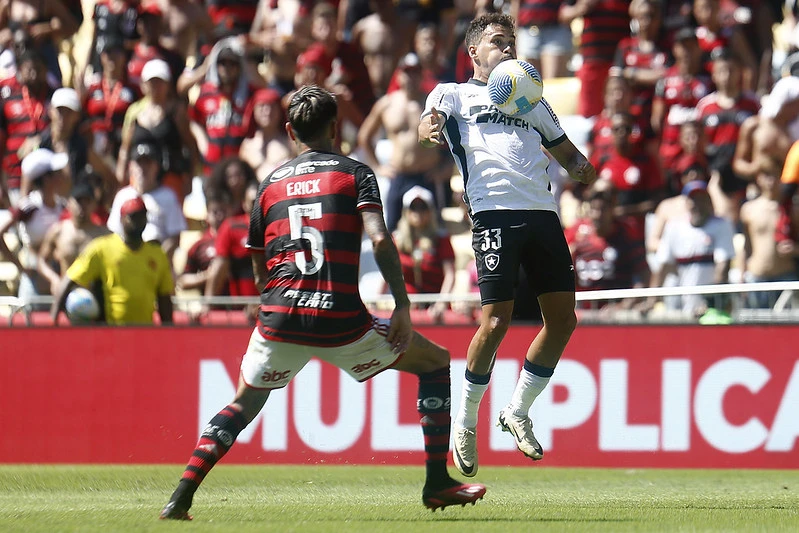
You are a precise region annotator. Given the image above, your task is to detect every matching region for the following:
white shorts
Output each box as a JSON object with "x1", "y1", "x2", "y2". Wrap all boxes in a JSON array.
[
  {"x1": 240, "y1": 317, "x2": 403, "y2": 389},
  {"x1": 517, "y1": 24, "x2": 573, "y2": 59}
]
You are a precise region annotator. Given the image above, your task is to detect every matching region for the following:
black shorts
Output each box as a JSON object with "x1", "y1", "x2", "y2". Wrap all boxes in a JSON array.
[{"x1": 471, "y1": 209, "x2": 575, "y2": 305}]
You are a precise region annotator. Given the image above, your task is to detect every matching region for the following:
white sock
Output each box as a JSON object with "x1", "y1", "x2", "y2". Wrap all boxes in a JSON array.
[
  {"x1": 507, "y1": 367, "x2": 550, "y2": 416},
  {"x1": 454, "y1": 379, "x2": 489, "y2": 429}
]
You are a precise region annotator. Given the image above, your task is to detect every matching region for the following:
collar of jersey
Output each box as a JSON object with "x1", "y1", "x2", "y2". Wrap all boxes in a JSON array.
[{"x1": 468, "y1": 78, "x2": 487, "y2": 86}]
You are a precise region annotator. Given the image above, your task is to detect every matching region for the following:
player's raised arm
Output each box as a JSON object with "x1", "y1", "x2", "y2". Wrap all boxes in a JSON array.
[{"x1": 548, "y1": 137, "x2": 597, "y2": 186}]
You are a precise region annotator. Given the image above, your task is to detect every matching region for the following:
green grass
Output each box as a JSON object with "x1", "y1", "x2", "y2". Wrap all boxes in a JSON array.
[{"x1": 0, "y1": 466, "x2": 797, "y2": 532}]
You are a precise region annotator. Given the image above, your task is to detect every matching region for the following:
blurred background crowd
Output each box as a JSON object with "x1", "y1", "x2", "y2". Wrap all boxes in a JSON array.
[{"x1": 2, "y1": 0, "x2": 799, "y2": 325}]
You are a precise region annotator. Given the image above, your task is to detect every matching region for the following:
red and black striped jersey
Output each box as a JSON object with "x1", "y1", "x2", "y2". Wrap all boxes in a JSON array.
[
  {"x1": 695, "y1": 91, "x2": 760, "y2": 168},
  {"x1": 247, "y1": 150, "x2": 382, "y2": 346},
  {"x1": 190, "y1": 82, "x2": 256, "y2": 175},
  {"x1": 215, "y1": 213, "x2": 259, "y2": 296},
  {"x1": 613, "y1": 36, "x2": 669, "y2": 118},
  {"x1": 517, "y1": 0, "x2": 561, "y2": 27},
  {"x1": 85, "y1": 78, "x2": 137, "y2": 136},
  {"x1": 573, "y1": 0, "x2": 631, "y2": 62},
  {"x1": 0, "y1": 81, "x2": 51, "y2": 190}
]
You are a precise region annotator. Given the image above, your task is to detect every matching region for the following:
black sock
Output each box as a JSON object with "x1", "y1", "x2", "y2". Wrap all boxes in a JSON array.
[{"x1": 418, "y1": 366, "x2": 452, "y2": 486}]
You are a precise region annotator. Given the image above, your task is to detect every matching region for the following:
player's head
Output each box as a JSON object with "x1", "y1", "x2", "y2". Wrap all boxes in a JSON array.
[
  {"x1": 465, "y1": 13, "x2": 516, "y2": 81},
  {"x1": 710, "y1": 48, "x2": 740, "y2": 91},
  {"x1": 286, "y1": 85, "x2": 338, "y2": 146},
  {"x1": 120, "y1": 196, "x2": 148, "y2": 238},
  {"x1": 682, "y1": 180, "x2": 713, "y2": 226},
  {"x1": 68, "y1": 182, "x2": 97, "y2": 224}
]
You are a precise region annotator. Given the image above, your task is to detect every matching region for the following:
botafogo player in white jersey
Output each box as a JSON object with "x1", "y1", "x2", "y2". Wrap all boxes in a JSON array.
[{"x1": 418, "y1": 13, "x2": 596, "y2": 477}]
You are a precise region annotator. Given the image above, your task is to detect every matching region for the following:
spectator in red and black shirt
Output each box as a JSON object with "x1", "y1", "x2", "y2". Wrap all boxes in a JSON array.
[
  {"x1": 613, "y1": 0, "x2": 669, "y2": 120},
  {"x1": 127, "y1": 3, "x2": 186, "y2": 92},
  {"x1": 310, "y1": 1, "x2": 375, "y2": 118},
  {"x1": 652, "y1": 28, "x2": 713, "y2": 175},
  {"x1": 561, "y1": 0, "x2": 631, "y2": 118},
  {"x1": 695, "y1": 48, "x2": 760, "y2": 210},
  {"x1": 83, "y1": 35, "x2": 137, "y2": 162},
  {"x1": 693, "y1": 0, "x2": 757, "y2": 91},
  {"x1": 207, "y1": 181, "x2": 260, "y2": 300},
  {"x1": 511, "y1": 0, "x2": 573, "y2": 79},
  {"x1": 0, "y1": 51, "x2": 51, "y2": 204},
  {"x1": 188, "y1": 40, "x2": 259, "y2": 176},
  {"x1": 596, "y1": 111, "x2": 664, "y2": 224},
  {"x1": 588, "y1": 75, "x2": 657, "y2": 169},
  {"x1": 177, "y1": 191, "x2": 232, "y2": 294},
  {"x1": 565, "y1": 183, "x2": 649, "y2": 308}
]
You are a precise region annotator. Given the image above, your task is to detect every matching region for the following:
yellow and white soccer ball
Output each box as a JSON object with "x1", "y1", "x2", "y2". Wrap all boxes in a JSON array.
[{"x1": 487, "y1": 59, "x2": 544, "y2": 116}]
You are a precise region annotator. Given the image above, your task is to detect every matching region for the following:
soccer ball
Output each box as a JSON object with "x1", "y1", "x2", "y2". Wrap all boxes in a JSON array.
[
  {"x1": 487, "y1": 59, "x2": 544, "y2": 116},
  {"x1": 65, "y1": 287, "x2": 100, "y2": 323}
]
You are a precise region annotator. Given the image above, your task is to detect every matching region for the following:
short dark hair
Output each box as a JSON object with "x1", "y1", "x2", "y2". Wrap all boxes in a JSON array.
[
  {"x1": 287, "y1": 85, "x2": 338, "y2": 143},
  {"x1": 465, "y1": 13, "x2": 515, "y2": 49}
]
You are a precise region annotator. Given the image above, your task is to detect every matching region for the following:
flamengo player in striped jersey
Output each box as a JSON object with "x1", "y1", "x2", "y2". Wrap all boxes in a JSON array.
[
  {"x1": 160, "y1": 86, "x2": 486, "y2": 520},
  {"x1": 418, "y1": 13, "x2": 596, "y2": 478}
]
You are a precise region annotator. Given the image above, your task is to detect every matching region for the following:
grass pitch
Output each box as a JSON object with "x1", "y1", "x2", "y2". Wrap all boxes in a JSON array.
[{"x1": 0, "y1": 465, "x2": 797, "y2": 532}]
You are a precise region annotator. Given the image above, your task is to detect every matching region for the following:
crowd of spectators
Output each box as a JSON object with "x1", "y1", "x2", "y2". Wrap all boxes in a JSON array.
[{"x1": 1, "y1": 0, "x2": 799, "y2": 324}]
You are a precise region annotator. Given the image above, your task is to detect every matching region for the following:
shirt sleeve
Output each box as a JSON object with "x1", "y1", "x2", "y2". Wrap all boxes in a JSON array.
[
  {"x1": 355, "y1": 164, "x2": 383, "y2": 211},
  {"x1": 215, "y1": 220, "x2": 233, "y2": 258},
  {"x1": 162, "y1": 190, "x2": 187, "y2": 237},
  {"x1": 530, "y1": 98, "x2": 566, "y2": 148},
  {"x1": 246, "y1": 181, "x2": 267, "y2": 250},
  {"x1": 654, "y1": 221, "x2": 675, "y2": 268},
  {"x1": 66, "y1": 240, "x2": 103, "y2": 287},
  {"x1": 422, "y1": 83, "x2": 458, "y2": 120}
]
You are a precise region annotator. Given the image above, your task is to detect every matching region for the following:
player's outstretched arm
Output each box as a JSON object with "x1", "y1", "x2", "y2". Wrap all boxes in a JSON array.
[
  {"x1": 549, "y1": 137, "x2": 597, "y2": 186},
  {"x1": 362, "y1": 208, "x2": 412, "y2": 354}
]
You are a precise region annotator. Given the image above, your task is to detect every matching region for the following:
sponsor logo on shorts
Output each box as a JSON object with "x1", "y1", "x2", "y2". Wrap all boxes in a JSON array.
[
  {"x1": 261, "y1": 369, "x2": 291, "y2": 383},
  {"x1": 484, "y1": 253, "x2": 500, "y2": 271},
  {"x1": 351, "y1": 359, "x2": 381, "y2": 374}
]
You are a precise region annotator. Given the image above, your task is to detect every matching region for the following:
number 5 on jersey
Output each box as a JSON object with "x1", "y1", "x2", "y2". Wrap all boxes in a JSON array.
[{"x1": 288, "y1": 203, "x2": 325, "y2": 275}]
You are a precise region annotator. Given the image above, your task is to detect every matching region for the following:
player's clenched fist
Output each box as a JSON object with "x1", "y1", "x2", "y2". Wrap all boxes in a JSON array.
[
  {"x1": 418, "y1": 107, "x2": 446, "y2": 147},
  {"x1": 571, "y1": 160, "x2": 597, "y2": 186}
]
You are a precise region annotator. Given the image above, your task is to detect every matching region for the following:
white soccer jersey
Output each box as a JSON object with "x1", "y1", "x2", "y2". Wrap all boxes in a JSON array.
[
  {"x1": 655, "y1": 215, "x2": 735, "y2": 313},
  {"x1": 423, "y1": 79, "x2": 566, "y2": 215}
]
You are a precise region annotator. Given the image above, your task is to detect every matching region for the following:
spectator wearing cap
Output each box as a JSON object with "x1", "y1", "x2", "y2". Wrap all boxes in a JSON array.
[
  {"x1": 382, "y1": 185, "x2": 456, "y2": 323},
  {"x1": 82, "y1": 35, "x2": 137, "y2": 163},
  {"x1": 117, "y1": 59, "x2": 200, "y2": 202},
  {"x1": 108, "y1": 142, "x2": 187, "y2": 264},
  {"x1": 51, "y1": 194, "x2": 175, "y2": 325},
  {"x1": 358, "y1": 51, "x2": 452, "y2": 232},
  {"x1": 127, "y1": 2, "x2": 186, "y2": 93},
  {"x1": 0, "y1": 51, "x2": 51, "y2": 205},
  {"x1": 239, "y1": 88, "x2": 292, "y2": 181},
  {"x1": 38, "y1": 182, "x2": 112, "y2": 297},
  {"x1": 0, "y1": 148, "x2": 67, "y2": 304},
  {"x1": 184, "y1": 37, "x2": 264, "y2": 176},
  {"x1": 310, "y1": 2, "x2": 376, "y2": 117},
  {"x1": 646, "y1": 180, "x2": 736, "y2": 316}
]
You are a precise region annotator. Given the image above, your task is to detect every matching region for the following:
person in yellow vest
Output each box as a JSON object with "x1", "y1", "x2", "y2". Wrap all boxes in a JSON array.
[{"x1": 51, "y1": 196, "x2": 174, "y2": 325}]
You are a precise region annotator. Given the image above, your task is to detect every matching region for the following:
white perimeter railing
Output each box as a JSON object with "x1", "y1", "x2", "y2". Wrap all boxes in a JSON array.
[{"x1": 2, "y1": 281, "x2": 799, "y2": 326}]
